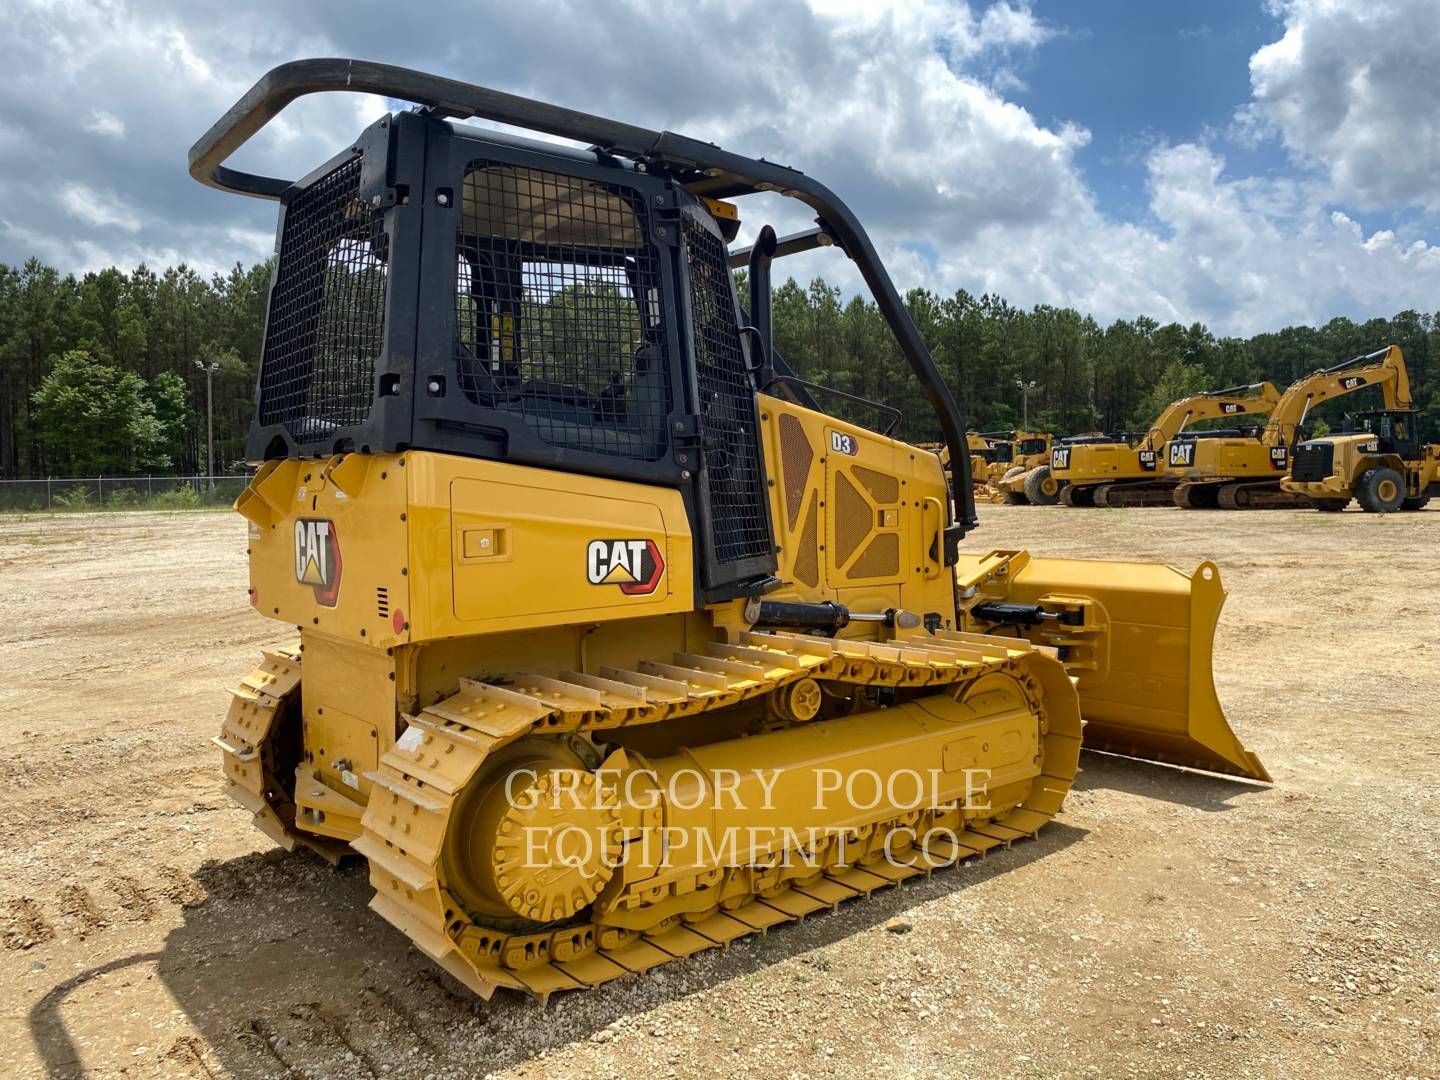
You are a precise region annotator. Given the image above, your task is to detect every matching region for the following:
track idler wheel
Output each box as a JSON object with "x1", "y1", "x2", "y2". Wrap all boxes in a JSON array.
[
  {"x1": 1059, "y1": 482, "x2": 1095, "y2": 507},
  {"x1": 444, "y1": 740, "x2": 622, "y2": 925}
]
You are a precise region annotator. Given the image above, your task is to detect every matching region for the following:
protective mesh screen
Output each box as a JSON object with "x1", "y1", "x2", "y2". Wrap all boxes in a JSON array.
[
  {"x1": 454, "y1": 163, "x2": 669, "y2": 460},
  {"x1": 685, "y1": 217, "x2": 772, "y2": 566},
  {"x1": 258, "y1": 155, "x2": 387, "y2": 438}
]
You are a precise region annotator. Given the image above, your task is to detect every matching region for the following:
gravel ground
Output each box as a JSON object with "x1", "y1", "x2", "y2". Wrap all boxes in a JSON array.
[{"x1": 0, "y1": 505, "x2": 1436, "y2": 1079}]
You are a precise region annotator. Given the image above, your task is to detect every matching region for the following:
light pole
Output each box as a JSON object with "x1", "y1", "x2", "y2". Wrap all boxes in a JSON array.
[
  {"x1": 1015, "y1": 379, "x2": 1037, "y2": 429},
  {"x1": 195, "y1": 359, "x2": 220, "y2": 489}
]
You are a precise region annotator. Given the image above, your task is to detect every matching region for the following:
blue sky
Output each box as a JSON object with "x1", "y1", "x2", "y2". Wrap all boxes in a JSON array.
[
  {"x1": 2, "y1": 0, "x2": 1439, "y2": 336},
  {"x1": 1024, "y1": 0, "x2": 1288, "y2": 221}
]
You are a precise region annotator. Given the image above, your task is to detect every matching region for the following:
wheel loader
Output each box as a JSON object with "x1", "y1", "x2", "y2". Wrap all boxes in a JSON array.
[
  {"x1": 1170, "y1": 345, "x2": 1411, "y2": 509},
  {"x1": 988, "y1": 431, "x2": 1054, "y2": 504},
  {"x1": 193, "y1": 59, "x2": 1269, "y2": 1002},
  {"x1": 1283, "y1": 409, "x2": 1440, "y2": 512},
  {"x1": 1038, "y1": 384, "x2": 1280, "y2": 508}
]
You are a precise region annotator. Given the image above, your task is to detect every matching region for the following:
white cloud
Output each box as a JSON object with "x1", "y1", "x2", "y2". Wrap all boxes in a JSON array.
[
  {"x1": 2, "y1": 0, "x2": 1440, "y2": 341},
  {"x1": 1246, "y1": 0, "x2": 1440, "y2": 211},
  {"x1": 59, "y1": 183, "x2": 141, "y2": 233},
  {"x1": 84, "y1": 110, "x2": 125, "y2": 137}
]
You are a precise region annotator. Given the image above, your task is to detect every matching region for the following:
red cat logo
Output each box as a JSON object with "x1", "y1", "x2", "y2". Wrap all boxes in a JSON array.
[
  {"x1": 586, "y1": 539, "x2": 664, "y2": 596},
  {"x1": 294, "y1": 519, "x2": 342, "y2": 607}
]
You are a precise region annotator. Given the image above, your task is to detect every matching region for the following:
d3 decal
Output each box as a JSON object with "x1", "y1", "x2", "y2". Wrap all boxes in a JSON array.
[
  {"x1": 586, "y1": 538, "x2": 665, "y2": 596},
  {"x1": 294, "y1": 518, "x2": 342, "y2": 607}
]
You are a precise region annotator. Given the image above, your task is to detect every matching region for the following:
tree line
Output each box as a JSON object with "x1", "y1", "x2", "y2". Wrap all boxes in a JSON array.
[
  {"x1": 1, "y1": 254, "x2": 1437, "y2": 480},
  {"x1": 763, "y1": 277, "x2": 1440, "y2": 445},
  {"x1": 0, "y1": 259, "x2": 269, "y2": 478}
]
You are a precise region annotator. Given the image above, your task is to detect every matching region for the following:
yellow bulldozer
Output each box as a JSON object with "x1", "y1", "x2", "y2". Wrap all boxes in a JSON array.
[
  {"x1": 1040, "y1": 384, "x2": 1281, "y2": 508},
  {"x1": 1283, "y1": 409, "x2": 1439, "y2": 512},
  {"x1": 924, "y1": 431, "x2": 1032, "y2": 503},
  {"x1": 193, "y1": 59, "x2": 1269, "y2": 1002},
  {"x1": 1170, "y1": 345, "x2": 1412, "y2": 509}
]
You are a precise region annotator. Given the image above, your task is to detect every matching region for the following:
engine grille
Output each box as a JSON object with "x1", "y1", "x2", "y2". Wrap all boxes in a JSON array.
[
  {"x1": 453, "y1": 163, "x2": 670, "y2": 461},
  {"x1": 258, "y1": 155, "x2": 387, "y2": 439},
  {"x1": 684, "y1": 217, "x2": 772, "y2": 567},
  {"x1": 1290, "y1": 442, "x2": 1334, "y2": 482}
]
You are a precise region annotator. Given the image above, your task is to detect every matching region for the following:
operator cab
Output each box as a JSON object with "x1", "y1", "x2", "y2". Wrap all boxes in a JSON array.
[{"x1": 1343, "y1": 409, "x2": 1422, "y2": 459}]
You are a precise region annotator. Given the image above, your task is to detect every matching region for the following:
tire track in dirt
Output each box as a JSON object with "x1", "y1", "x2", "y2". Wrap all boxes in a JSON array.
[
  {"x1": 2, "y1": 897, "x2": 55, "y2": 949},
  {"x1": 163, "y1": 1035, "x2": 220, "y2": 1079},
  {"x1": 56, "y1": 884, "x2": 108, "y2": 937},
  {"x1": 235, "y1": 1019, "x2": 301, "y2": 1077},
  {"x1": 360, "y1": 984, "x2": 448, "y2": 1058},
  {"x1": 156, "y1": 863, "x2": 208, "y2": 907},
  {"x1": 0, "y1": 863, "x2": 211, "y2": 948},
  {"x1": 108, "y1": 874, "x2": 158, "y2": 923},
  {"x1": 289, "y1": 1003, "x2": 382, "y2": 1078}
]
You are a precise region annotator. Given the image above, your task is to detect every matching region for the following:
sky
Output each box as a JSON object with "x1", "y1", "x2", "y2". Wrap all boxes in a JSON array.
[{"x1": 2, "y1": 0, "x2": 1439, "y2": 337}]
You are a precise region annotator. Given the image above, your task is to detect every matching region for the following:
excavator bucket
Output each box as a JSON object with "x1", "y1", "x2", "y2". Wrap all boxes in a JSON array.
[{"x1": 957, "y1": 553, "x2": 1271, "y2": 781}]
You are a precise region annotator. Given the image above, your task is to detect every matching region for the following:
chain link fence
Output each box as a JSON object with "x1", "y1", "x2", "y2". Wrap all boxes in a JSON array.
[{"x1": 0, "y1": 475, "x2": 251, "y2": 512}]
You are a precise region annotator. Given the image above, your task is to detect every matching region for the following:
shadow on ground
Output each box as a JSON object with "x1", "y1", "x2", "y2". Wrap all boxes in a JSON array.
[
  {"x1": 1075, "y1": 749, "x2": 1271, "y2": 812},
  {"x1": 29, "y1": 823, "x2": 1087, "y2": 1077}
]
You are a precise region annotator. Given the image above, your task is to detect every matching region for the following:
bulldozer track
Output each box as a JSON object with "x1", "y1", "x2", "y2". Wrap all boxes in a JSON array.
[
  {"x1": 109, "y1": 874, "x2": 158, "y2": 923},
  {"x1": 221, "y1": 630, "x2": 1080, "y2": 1002}
]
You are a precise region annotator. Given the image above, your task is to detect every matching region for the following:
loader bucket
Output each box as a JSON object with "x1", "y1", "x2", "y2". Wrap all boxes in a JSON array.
[{"x1": 957, "y1": 553, "x2": 1271, "y2": 782}]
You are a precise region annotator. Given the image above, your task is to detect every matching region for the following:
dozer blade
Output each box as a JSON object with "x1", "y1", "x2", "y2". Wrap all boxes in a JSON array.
[{"x1": 957, "y1": 553, "x2": 1270, "y2": 782}]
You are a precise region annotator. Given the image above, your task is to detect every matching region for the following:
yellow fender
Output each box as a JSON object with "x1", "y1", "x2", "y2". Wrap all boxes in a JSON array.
[{"x1": 956, "y1": 552, "x2": 1270, "y2": 782}]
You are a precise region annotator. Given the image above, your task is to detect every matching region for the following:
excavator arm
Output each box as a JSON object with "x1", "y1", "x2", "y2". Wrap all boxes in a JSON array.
[
  {"x1": 1141, "y1": 382, "x2": 1282, "y2": 452},
  {"x1": 1262, "y1": 345, "x2": 1412, "y2": 450}
]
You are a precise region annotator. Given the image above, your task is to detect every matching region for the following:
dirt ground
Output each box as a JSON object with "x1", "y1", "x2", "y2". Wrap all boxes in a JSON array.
[{"x1": 0, "y1": 504, "x2": 1436, "y2": 1079}]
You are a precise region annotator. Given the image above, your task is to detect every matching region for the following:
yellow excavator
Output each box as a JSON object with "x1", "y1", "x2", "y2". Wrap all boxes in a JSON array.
[
  {"x1": 1038, "y1": 385, "x2": 1281, "y2": 508},
  {"x1": 1283, "y1": 409, "x2": 1440, "y2": 512},
  {"x1": 1170, "y1": 346, "x2": 1412, "y2": 509},
  {"x1": 194, "y1": 59, "x2": 1269, "y2": 1002}
]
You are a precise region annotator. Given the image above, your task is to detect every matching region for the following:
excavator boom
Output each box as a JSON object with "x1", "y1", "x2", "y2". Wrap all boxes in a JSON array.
[
  {"x1": 1044, "y1": 382, "x2": 1281, "y2": 507},
  {"x1": 1258, "y1": 345, "x2": 1412, "y2": 451},
  {"x1": 1142, "y1": 382, "x2": 1280, "y2": 452}
]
